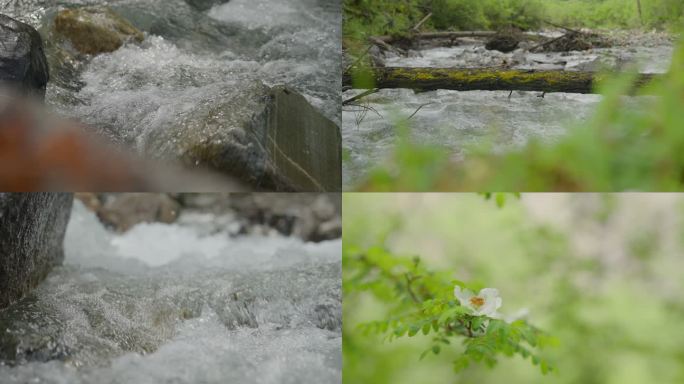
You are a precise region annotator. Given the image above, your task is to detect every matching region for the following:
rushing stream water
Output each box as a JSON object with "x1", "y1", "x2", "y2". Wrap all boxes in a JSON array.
[
  {"x1": 0, "y1": 201, "x2": 342, "y2": 383},
  {"x1": 342, "y1": 37, "x2": 674, "y2": 189},
  {"x1": 3, "y1": 0, "x2": 340, "y2": 154}
]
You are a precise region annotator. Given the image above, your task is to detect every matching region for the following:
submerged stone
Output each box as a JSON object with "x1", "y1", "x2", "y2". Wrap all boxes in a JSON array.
[
  {"x1": 0, "y1": 193, "x2": 73, "y2": 310},
  {"x1": 53, "y1": 7, "x2": 144, "y2": 55},
  {"x1": 185, "y1": 0, "x2": 229, "y2": 11},
  {"x1": 0, "y1": 14, "x2": 49, "y2": 99}
]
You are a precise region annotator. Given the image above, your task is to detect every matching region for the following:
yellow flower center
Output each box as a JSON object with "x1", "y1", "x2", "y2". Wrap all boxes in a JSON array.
[{"x1": 469, "y1": 296, "x2": 485, "y2": 308}]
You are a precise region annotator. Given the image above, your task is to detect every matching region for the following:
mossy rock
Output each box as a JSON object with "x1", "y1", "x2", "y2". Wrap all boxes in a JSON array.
[{"x1": 53, "y1": 6, "x2": 144, "y2": 55}]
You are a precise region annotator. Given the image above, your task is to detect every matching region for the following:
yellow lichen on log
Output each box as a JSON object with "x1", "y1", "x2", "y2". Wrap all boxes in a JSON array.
[{"x1": 344, "y1": 67, "x2": 660, "y2": 94}]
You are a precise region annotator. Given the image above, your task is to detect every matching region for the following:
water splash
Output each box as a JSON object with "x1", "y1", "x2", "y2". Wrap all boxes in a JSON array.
[{"x1": 0, "y1": 201, "x2": 341, "y2": 383}]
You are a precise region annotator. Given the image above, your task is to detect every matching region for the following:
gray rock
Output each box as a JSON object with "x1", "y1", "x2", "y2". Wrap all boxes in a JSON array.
[
  {"x1": 0, "y1": 14, "x2": 49, "y2": 99},
  {"x1": 0, "y1": 193, "x2": 73, "y2": 310},
  {"x1": 147, "y1": 82, "x2": 341, "y2": 192},
  {"x1": 185, "y1": 0, "x2": 228, "y2": 11}
]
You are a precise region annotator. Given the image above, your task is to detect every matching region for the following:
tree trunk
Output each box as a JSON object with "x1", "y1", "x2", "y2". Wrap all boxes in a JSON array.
[
  {"x1": 344, "y1": 67, "x2": 660, "y2": 94},
  {"x1": 636, "y1": 0, "x2": 643, "y2": 26}
]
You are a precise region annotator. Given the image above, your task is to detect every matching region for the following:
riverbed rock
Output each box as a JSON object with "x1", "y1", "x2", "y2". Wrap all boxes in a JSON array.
[
  {"x1": 226, "y1": 193, "x2": 341, "y2": 241},
  {"x1": 53, "y1": 6, "x2": 144, "y2": 55},
  {"x1": 0, "y1": 14, "x2": 49, "y2": 99},
  {"x1": 149, "y1": 82, "x2": 341, "y2": 192},
  {"x1": 185, "y1": 0, "x2": 228, "y2": 11},
  {"x1": 486, "y1": 34, "x2": 520, "y2": 53},
  {"x1": 92, "y1": 193, "x2": 181, "y2": 232},
  {"x1": 0, "y1": 193, "x2": 73, "y2": 310}
]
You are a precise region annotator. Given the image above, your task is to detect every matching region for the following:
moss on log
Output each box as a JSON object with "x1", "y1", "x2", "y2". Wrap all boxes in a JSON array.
[{"x1": 344, "y1": 67, "x2": 660, "y2": 94}]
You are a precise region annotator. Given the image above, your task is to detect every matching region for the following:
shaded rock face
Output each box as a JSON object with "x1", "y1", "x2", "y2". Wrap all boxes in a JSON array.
[
  {"x1": 149, "y1": 82, "x2": 341, "y2": 192},
  {"x1": 53, "y1": 7, "x2": 144, "y2": 55},
  {"x1": 0, "y1": 193, "x2": 73, "y2": 310},
  {"x1": 185, "y1": 0, "x2": 229, "y2": 11},
  {"x1": 0, "y1": 14, "x2": 49, "y2": 99}
]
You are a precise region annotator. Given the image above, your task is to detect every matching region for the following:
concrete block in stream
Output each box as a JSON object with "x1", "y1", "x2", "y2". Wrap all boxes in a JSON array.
[
  {"x1": 266, "y1": 86, "x2": 342, "y2": 192},
  {"x1": 0, "y1": 193, "x2": 73, "y2": 310}
]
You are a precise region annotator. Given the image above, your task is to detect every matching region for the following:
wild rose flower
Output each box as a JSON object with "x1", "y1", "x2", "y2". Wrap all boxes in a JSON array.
[{"x1": 454, "y1": 286, "x2": 502, "y2": 317}]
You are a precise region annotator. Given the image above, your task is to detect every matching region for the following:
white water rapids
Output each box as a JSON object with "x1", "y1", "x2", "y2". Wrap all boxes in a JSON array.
[
  {"x1": 4, "y1": 0, "x2": 341, "y2": 154},
  {"x1": 0, "y1": 201, "x2": 342, "y2": 383}
]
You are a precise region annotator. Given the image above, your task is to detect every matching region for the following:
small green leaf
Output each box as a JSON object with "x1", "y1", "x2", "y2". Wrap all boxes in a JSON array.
[
  {"x1": 496, "y1": 193, "x2": 506, "y2": 208},
  {"x1": 408, "y1": 325, "x2": 420, "y2": 337},
  {"x1": 453, "y1": 357, "x2": 470, "y2": 373},
  {"x1": 541, "y1": 360, "x2": 550, "y2": 375},
  {"x1": 419, "y1": 349, "x2": 430, "y2": 361}
]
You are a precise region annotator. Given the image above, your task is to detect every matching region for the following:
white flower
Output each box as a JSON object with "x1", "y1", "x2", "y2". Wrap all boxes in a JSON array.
[{"x1": 454, "y1": 286, "x2": 502, "y2": 317}]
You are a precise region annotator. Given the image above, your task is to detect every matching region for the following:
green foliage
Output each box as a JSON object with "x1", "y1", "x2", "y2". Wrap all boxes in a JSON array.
[
  {"x1": 344, "y1": 244, "x2": 554, "y2": 376},
  {"x1": 545, "y1": 0, "x2": 684, "y2": 29},
  {"x1": 430, "y1": 0, "x2": 546, "y2": 31},
  {"x1": 343, "y1": 194, "x2": 684, "y2": 384}
]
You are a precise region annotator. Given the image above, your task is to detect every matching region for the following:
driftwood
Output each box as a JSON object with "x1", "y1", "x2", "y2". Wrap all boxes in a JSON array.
[
  {"x1": 343, "y1": 67, "x2": 661, "y2": 94},
  {"x1": 371, "y1": 31, "x2": 544, "y2": 45}
]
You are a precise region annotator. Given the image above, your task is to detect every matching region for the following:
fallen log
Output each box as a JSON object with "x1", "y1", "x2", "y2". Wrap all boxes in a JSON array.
[
  {"x1": 343, "y1": 67, "x2": 661, "y2": 94},
  {"x1": 372, "y1": 31, "x2": 544, "y2": 44}
]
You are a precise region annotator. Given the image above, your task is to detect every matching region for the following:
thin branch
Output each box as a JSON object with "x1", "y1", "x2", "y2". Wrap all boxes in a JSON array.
[
  {"x1": 411, "y1": 12, "x2": 432, "y2": 33},
  {"x1": 406, "y1": 102, "x2": 434, "y2": 120},
  {"x1": 405, "y1": 274, "x2": 421, "y2": 304},
  {"x1": 343, "y1": 88, "x2": 380, "y2": 106},
  {"x1": 344, "y1": 44, "x2": 373, "y2": 74}
]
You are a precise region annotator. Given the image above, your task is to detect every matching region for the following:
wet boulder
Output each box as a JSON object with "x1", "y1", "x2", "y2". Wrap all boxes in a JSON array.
[
  {"x1": 0, "y1": 14, "x2": 49, "y2": 99},
  {"x1": 185, "y1": 0, "x2": 229, "y2": 11},
  {"x1": 53, "y1": 6, "x2": 144, "y2": 55},
  {"x1": 0, "y1": 193, "x2": 73, "y2": 309},
  {"x1": 148, "y1": 82, "x2": 341, "y2": 192},
  {"x1": 485, "y1": 34, "x2": 520, "y2": 53},
  {"x1": 86, "y1": 193, "x2": 181, "y2": 232}
]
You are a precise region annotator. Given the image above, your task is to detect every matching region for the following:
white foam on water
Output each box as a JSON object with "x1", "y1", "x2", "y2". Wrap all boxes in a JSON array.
[
  {"x1": 209, "y1": 0, "x2": 303, "y2": 29},
  {"x1": 0, "y1": 201, "x2": 341, "y2": 383}
]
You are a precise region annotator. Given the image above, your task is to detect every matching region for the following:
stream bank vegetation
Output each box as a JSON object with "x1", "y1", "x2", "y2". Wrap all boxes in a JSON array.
[{"x1": 343, "y1": 0, "x2": 683, "y2": 191}]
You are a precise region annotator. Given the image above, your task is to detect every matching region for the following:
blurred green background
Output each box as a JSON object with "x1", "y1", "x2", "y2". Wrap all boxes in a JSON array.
[{"x1": 343, "y1": 193, "x2": 684, "y2": 383}]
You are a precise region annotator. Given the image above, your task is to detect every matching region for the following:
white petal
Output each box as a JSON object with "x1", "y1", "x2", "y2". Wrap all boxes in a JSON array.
[
  {"x1": 479, "y1": 288, "x2": 500, "y2": 299},
  {"x1": 478, "y1": 299, "x2": 498, "y2": 317},
  {"x1": 454, "y1": 286, "x2": 474, "y2": 304},
  {"x1": 494, "y1": 297, "x2": 503, "y2": 310}
]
